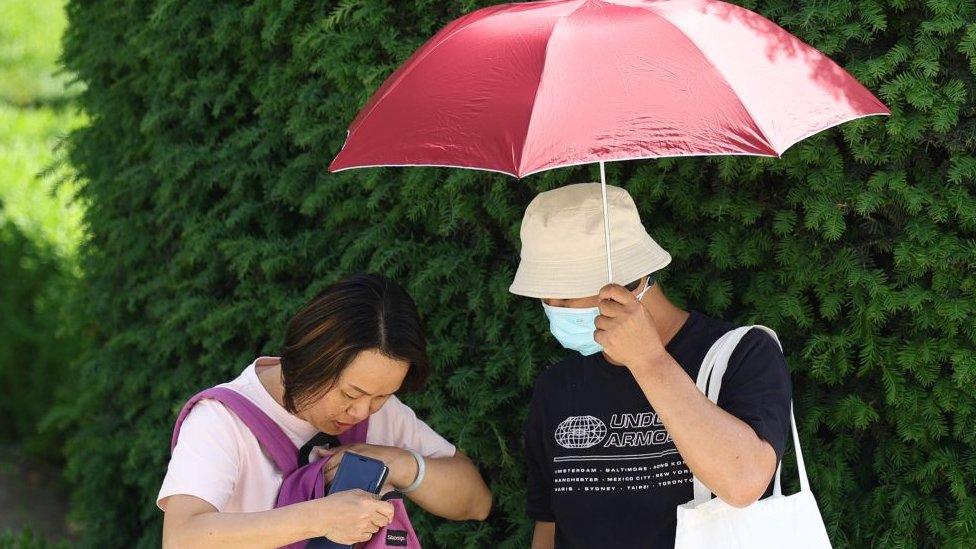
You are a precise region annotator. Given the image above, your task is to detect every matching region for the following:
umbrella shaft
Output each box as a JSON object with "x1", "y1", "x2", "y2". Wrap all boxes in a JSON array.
[{"x1": 600, "y1": 161, "x2": 613, "y2": 283}]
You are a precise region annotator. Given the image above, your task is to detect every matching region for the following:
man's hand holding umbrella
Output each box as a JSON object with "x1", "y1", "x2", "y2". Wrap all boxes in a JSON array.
[
  {"x1": 596, "y1": 282, "x2": 779, "y2": 508},
  {"x1": 595, "y1": 282, "x2": 667, "y2": 369}
]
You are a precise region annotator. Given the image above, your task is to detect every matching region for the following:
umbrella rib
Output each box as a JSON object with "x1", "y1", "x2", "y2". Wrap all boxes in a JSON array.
[
  {"x1": 330, "y1": 161, "x2": 519, "y2": 178},
  {"x1": 631, "y1": 3, "x2": 779, "y2": 156},
  {"x1": 516, "y1": 1, "x2": 592, "y2": 178},
  {"x1": 347, "y1": 6, "x2": 512, "y2": 136},
  {"x1": 517, "y1": 149, "x2": 778, "y2": 179},
  {"x1": 768, "y1": 110, "x2": 891, "y2": 158}
]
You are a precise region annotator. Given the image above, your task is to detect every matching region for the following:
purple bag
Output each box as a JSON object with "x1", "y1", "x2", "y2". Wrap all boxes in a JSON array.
[{"x1": 171, "y1": 387, "x2": 422, "y2": 549}]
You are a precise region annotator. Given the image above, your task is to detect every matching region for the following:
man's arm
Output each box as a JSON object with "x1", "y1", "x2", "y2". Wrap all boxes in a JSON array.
[
  {"x1": 594, "y1": 284, "x2": 777, "y2": 507},
  {"x1": 532, "y1": 521, "x2": 556, "y2": 549},
  {"x1": 628, "y1": 350, "x2": 777, "y2": 507}
]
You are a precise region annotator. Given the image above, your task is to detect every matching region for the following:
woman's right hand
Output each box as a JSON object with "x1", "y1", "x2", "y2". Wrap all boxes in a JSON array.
[{"x1": 317, "y1": 489, "x2": 395, "y2": 544}]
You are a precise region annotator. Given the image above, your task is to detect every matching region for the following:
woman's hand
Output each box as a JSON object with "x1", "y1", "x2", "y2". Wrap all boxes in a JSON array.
[
  {"x1": 321, "y1": 443, "x2": 418, "y2": 491},
  {"x1": 317, "y1": 489, "x2": 395, "y2": 544}
]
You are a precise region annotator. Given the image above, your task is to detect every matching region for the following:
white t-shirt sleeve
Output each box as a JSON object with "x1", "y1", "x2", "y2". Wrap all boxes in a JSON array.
[
  {"x1": 367, "y1": 396, "x2": 457, "y2": 458},
  {"x1": 157, "y1": 400, "x2": 243, "y2": 512}
]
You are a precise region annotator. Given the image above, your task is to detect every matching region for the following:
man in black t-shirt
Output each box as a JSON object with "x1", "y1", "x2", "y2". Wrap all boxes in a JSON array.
[{"x1": 509, "y1": 183, "x2": 792, "y2": 548}]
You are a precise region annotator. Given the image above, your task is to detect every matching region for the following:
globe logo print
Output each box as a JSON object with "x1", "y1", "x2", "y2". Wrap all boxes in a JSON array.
[{"x1": 554, "y1": 415, "x2": 607, "y2": 449}]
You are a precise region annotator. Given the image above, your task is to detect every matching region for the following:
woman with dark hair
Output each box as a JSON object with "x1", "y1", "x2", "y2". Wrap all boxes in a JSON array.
[{"x1": 158, "y1": 274, "x2": 492, "y2": 548}]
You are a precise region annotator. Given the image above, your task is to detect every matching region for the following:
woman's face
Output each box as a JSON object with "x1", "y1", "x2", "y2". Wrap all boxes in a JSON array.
[{"x1": 297, "y1": 348, "x2": 409, "y2": 435}]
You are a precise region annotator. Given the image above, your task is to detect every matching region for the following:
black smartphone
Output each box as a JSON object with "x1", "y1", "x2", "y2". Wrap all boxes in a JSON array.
[
  {"x1": 307, "y1": 452, "x2": 389, "y2": 549},
  {"x1": 326, "y1": 451, "x2": 389, "y2": 496}
]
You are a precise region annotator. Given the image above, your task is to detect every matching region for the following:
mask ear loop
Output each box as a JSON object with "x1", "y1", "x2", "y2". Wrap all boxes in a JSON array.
[{"x1": 636, "y1": 275, "x2": 653, "y2": 302}]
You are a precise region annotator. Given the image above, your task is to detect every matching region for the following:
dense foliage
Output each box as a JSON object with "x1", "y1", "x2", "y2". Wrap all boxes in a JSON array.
[
  {"x1": 0, "y1": 528, "x2": 69, "y2": 549},
  {"x1": 0, "y1": 0, "x2": 83, "y2": 454},
  {"x1": 0, "y1": 219, "x2": 79, "y2": 450},
  {"x1": 0, "y1": 0, "x2": 82, "y2": 542},
  {"x1": 61, "y1": 0, "x2": 975, "y2": 547}
]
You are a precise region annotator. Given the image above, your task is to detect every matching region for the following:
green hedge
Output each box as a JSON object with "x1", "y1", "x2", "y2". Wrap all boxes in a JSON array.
[
  {"x1": 0, "y1": 528, "x2": 69, "y2": 549},
  {"x1": 0, "y1": 219, "x2": 80, "y2": 451},
  {"x1": 62, "y1": 0, "x2": 975, "y2": 547},
  {"x1": 0, "y1": 0, "x2": 84, "y2": 457}
]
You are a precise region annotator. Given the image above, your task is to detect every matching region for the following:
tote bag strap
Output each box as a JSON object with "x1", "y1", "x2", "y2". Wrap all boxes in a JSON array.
[{"x1": 692, "y1": 325, "x2": 810, "y2": 504}]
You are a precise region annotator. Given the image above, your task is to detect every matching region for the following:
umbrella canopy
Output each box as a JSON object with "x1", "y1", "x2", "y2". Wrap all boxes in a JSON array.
[{"x1": 329, "y1": 0, "x2": 890, "y2": 178}]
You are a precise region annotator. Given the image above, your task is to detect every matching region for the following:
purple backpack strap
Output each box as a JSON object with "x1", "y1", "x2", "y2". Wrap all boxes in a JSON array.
[
  {"x1": 171, "y1": 387, "x2": 298, "y2": 475},
  {"x1": 337, "y1": 418, "x2": 369, "y2": 445}
]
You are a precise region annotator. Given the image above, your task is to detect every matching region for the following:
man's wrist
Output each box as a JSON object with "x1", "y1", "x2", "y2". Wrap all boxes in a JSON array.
[{"x1": 628, "y1": 346, "x2": 671, "y2": 375}]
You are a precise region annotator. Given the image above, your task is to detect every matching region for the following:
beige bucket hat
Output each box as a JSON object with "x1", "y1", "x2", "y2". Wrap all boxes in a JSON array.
[{"x1": 509, "y1": 182, "x2": 671, "y2": 299}]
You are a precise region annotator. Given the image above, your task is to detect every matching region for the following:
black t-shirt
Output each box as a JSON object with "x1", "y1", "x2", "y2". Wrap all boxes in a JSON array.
[{"x1": 524, "y1": 309, "x2": 793, "y2": 548}]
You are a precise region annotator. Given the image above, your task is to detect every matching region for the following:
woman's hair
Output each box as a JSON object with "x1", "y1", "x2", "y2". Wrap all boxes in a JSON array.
[{"x1": 279, "y1": 273, "x2": 430, "y2": 413}]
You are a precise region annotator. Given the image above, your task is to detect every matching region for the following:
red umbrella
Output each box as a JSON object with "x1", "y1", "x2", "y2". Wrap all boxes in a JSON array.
[{"x1": 329, "y1": 0, "x2": 889, "y2": 280}]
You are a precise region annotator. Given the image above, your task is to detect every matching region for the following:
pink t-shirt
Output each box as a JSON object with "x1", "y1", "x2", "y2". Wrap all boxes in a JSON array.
[{"x1": 157, "y1": 356, "x2": 456, "y2": 513}]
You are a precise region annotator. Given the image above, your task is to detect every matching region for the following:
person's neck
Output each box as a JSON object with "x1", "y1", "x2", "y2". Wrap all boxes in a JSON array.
[
  {"x1": 642, "y1": 284, "x2": 690, "y2": 348},
  {"x1": 603, "y1": 283, "x2": 689, "y2": 366},
  {"x1": 256, "y1": 362, "x2": 289, "y2": 409}
]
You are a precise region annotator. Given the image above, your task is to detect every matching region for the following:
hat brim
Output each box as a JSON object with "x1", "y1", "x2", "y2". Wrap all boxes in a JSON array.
[{"x1": 509, "y1": 241, "x2": 672, "y2": 299}]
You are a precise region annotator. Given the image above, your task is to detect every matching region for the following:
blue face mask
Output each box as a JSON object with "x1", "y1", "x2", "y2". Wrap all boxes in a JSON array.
[
  {"x1": 542, "y1": 302, "x2": 604, "y2": 356},
  {"x1": 542, "y1": 275, "x2": 654, "y2": 356}
]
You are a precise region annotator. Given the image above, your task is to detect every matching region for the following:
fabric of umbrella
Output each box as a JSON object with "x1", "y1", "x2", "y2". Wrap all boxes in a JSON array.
[{"x1": 328, "y1": 0, "x2": 890, "y2": 282}]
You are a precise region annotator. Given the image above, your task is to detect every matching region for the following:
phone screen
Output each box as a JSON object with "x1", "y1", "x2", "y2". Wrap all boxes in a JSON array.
[
  {"x1": 309, "y1": 452, "x2": 390, "y2": 549},
  {"x1": 327, "y1": 451, "x2": 389, "y2": 496}
]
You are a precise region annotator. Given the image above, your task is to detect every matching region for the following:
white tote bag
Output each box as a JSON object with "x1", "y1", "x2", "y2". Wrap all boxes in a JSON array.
[{"x1": 674, "y1": 325, "x2": 833, "y2": 549}]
